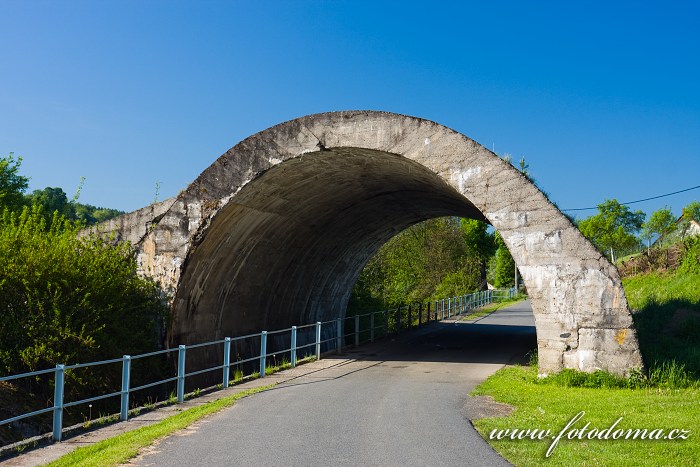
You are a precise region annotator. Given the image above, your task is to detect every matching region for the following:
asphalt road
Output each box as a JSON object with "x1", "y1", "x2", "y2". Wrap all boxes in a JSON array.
[{"x1": 132, "y1": 301, "x2": 536, "y2": 467}]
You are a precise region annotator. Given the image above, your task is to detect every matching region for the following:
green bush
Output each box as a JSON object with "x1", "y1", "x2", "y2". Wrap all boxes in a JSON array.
[
  {"x1": 679, "y1": 236, "x2": 700, "y2": 274},
  {"x1": 0, "y1": 206, "x2": 169, "y2": 401}
]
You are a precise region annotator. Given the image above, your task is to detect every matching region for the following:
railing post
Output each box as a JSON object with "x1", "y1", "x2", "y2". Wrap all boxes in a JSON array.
[
  {"x1": 291, "y1": 326, "x2": 297, "y2": 368},
  {"x1": 223, "y1": 337, "x2": 231, "y2": 387},
  {"x1": 448, "y1": 298, "x2": 452, "y2": 318},
  {"x1": 120, "y1": 355, "x2": 131, "y2": 421},
  {"x1": 315, "y1": 322, "x2": 322, "y2": 360},
  {"x1": 370, "y1": 312, "x2": 375, "y2": 342},
  {"x1": 52, "y1": 364, "x2": 65, "y2": 441},
  {"x1": 354, "y1": 315, "x2": 360, "y2": 347},
  {"x1": 259, "y1": 331, "x2": 267, "y2": 377},
  {"x1": 177, "y1": 345, "x2": 186, "y2": 403},
  {"x1": 427, "y1": 302, "x2": 431, "y2": 322},
  {"x1": 418, "y1": 303, "x2": 423, "y2": 327},
  {"x1": 336, "y1": 318, "x2": 342, "y2": 352}
]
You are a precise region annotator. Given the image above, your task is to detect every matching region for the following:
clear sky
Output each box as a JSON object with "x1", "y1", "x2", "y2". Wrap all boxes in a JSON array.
[{"x1": 1, "y1": 0, "x2": 698, "y2": 219}]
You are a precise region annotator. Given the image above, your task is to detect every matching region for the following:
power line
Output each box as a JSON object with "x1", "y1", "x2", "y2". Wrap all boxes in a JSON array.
[{"x1": 562, "y1": 184, "x2": 700, "y2": 212}]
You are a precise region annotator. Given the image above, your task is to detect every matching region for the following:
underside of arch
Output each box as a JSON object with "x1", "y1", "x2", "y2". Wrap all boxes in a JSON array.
[
  {"x1": 174, "y1": 148, "x2": 482, "y2": 341},
  {"x1": 125, "y1": 111, "x2": 643, "y2": 376}
]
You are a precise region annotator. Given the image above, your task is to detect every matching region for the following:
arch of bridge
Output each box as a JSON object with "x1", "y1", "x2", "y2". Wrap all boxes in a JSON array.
[{"x1": 126, "y1": 111, "x2": 642, "y2": 375}]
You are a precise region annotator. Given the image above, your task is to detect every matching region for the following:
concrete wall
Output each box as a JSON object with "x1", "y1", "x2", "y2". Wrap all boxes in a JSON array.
[{"x1": 106, "y1": 111, "x2": 643, "y2": 376}]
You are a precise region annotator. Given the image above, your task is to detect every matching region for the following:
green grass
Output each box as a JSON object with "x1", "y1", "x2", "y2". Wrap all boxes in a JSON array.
[
  {"x1": 472, "y1": 365, "x2": 699, "y2": 466},
  {"x1": 623, "y1": 270, "x2": 700, "y2": 380},
  {"x1": 623, "y1": 271, "x2": 700, "y2": 310},
  {"x1": 45, "y1": 385, "x2": 273, "y2": 467}
]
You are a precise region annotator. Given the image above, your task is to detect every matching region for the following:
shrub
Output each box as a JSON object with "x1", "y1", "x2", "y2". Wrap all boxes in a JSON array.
[{"x1": 0, "y1": 206, "x2": 169, "y2": 401}]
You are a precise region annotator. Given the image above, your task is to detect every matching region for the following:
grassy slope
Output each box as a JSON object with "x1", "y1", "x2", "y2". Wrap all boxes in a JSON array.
[
  {"x1": 623, "y1": 270, "x2": 700, "y2": 377},
  {"x1": 623, "y1": 271, "x2": 700, "y2": 310}
]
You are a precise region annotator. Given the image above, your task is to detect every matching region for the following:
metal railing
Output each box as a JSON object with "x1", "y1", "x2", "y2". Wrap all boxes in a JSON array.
[{"x1": 0, "y1": 288, "x2": 516, "y2": 443}]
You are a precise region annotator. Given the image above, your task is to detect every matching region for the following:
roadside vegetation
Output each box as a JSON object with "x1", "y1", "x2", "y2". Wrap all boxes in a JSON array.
[{"x1": 0, "y1": 154, "x2": 168, "y2": 445}]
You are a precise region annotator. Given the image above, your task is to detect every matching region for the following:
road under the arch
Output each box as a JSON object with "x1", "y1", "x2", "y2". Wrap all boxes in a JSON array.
[{"x1": 133, "y1": 302, "x2": 536, "y2": 467}]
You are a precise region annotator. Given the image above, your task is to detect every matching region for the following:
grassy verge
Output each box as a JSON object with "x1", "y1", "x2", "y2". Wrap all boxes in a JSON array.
[
  {"x1": 471, "y1": 365, "x2": 699, "y2": 466},
  {"x1": 45, "y1": 385, "x2": 273, "y2": 467}
]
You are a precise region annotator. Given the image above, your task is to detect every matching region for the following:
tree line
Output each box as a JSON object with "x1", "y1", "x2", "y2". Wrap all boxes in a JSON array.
[
  {"x1": 1, "y1": 153, "x2": 123, "y2": 226},
  {"x1": 577, "y1": 199, "x2": 700, "y2": 263}
]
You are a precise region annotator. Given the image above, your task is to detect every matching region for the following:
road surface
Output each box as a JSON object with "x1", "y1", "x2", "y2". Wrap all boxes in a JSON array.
[{"x1": 132, "y1": 301, "x2": 536, "y2": 466}]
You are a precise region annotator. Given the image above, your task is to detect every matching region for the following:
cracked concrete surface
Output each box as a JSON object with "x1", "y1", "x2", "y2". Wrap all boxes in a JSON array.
[{"x1": 93, "y1": 111, "x2": 643, "y2": 376}]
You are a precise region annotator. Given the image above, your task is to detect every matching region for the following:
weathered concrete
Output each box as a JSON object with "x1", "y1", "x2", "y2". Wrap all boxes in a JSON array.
[{"x1": 99, "y1": 111, "x2": 643, "y2": 376}]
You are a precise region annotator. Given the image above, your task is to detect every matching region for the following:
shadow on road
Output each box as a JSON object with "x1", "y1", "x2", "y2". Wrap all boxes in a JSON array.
[{"x1": 342, "y1": 321, "x2": 537, "y2": 366}]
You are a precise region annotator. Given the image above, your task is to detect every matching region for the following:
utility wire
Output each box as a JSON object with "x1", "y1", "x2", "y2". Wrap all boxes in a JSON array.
[{"x1": 562, "y1": 184, "x2": 700, "y2": 212}]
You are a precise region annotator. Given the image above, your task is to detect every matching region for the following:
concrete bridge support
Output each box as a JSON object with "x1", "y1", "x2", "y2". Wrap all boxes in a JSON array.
[{"x1": 98, "y1": 111, "x2": 643, "y2": 376}]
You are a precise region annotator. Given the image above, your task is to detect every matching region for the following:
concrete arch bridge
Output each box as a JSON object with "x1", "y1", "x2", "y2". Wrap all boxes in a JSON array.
[{"x1": 99, "y1": 111, "x2": 642, "y2": 376}]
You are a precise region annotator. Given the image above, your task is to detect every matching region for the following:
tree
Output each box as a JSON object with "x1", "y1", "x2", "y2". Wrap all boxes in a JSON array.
[
  {"x1": 682, "y1": 201, "x2": 700, "y2": 223},
  {"x1": 348, "y1": 217, "x2": 495, "y2": 312},
  {"x1": 25, "y1": 187, "x2": 74, "y2": 219},
  {"x1": 641, "y1": 206, "x2": 676, "y2": 250},
  {"x1": 577, "y1": 199, "x2": 645, "y2": 262},
  {"x1": 0, "y1": 153, "x2": 29, "y2": 212},
  {"x1": 26, "y1": 186, "x2": 124, "y2": 225},
  {"x1": 491, "y1": 232, "x2": 515, "y2": 288},
  {"x1": 677, "y1": 200, "x2": 700, "y2": 239}
]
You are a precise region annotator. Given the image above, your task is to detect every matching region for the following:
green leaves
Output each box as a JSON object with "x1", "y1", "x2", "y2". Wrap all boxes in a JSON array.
[
  {"x1": 0, "y1": 153, "x2": 29, "y2": 212},
  {"x1": 577, "y1": 199, "x2": 645, "y2": 261},
  {"x1": 641, "y1": 206, "x2": 676, "y2": 247},
  {"x1": 0, "y1": 206, "x2": 169, "y2": 390},
  {"x1": 348, "y1": 217, "x2": 494, "y2": 311}
]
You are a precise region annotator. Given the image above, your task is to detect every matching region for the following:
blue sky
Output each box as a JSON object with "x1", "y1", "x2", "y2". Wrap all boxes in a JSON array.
[{"x1": 1, "y1": 0, "x2": 698, "y2": 219}]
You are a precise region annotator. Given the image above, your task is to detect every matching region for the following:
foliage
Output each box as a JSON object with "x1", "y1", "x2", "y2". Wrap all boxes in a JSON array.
[
  {"x1": 25, "y1": 187, "x2": 73, "y2": 218},
  {"x1": 0, "y1": 206, "x2": 169, "y2": 400},
  {"x1": 577, "y1": 199, "x2": 645, "y2": 260},
  {"x1": 681, "y1": 200, "x2": 700, "y2": 223},
  {"x1": 641, "y1": 206, "x2": 676, "y2": 248},
  {"x1": 492, "y1": 232, "x2": 515, "y2": 288},
  {"x1": 0, "y1": 153, "x2": 29, "y2": 212},
  {"x1": 348, "y1": 217, "x2": 494, "y2": 312},
  {"x1": 26, "y1": 186, "x2": 124, "y2": 225},
  {"x1": 678, "y1": 236, "x2": 700, "y2": 274}
]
